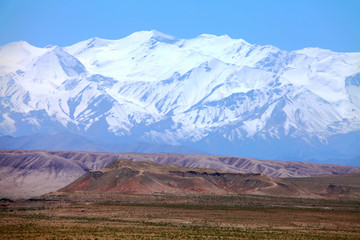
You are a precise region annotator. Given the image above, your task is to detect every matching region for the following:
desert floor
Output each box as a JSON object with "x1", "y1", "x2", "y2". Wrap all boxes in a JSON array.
[{"x1": 1, "y1": 193, "x2": 359, "y2": 239}]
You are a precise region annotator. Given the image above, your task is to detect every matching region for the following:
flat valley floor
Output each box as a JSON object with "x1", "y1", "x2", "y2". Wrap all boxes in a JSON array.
[{"x1": 1, "y1": 193, "x2": 359, "y2": 239}]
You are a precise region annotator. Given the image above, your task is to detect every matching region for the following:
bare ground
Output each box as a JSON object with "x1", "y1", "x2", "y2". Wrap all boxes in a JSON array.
[
  {"x1": 1, "y1": 194, "x2": 359, "y2": 239},
  {"x1": 2, "y1": 149, "x2": 360, "y2": 199}
]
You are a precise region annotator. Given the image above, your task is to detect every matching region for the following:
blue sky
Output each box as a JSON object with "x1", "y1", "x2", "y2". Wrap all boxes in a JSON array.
[{"x1": 0, "y1": 0, "x2": 359, "y2": 52}]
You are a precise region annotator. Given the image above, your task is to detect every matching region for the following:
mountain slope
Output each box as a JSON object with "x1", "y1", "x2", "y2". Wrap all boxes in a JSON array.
[
  {"x1": 1, "y1": 31, "x2": 360, "y2": 163},
  {"x1": 59, "y1": 158, "x2": 293, "y2": 196},
  {"x1": 59, "y1": 158, "x2": 360, "y2": 199},
  {"x1": 1, "y1": 149, "x2": 359, "y2": 198}
]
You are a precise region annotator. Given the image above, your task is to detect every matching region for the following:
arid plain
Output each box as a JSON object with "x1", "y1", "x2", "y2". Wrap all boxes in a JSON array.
[
  {"x1": 1, "y1": 193, "x2": 359, "y2": 239},
  {"x1": 1, "y1": 150, "x2": 360, "y2": 239}
]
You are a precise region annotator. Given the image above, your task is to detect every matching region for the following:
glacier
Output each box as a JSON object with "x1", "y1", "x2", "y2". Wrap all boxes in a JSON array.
[{"x1": 0, "y1": 30, "x2": 360, "y2": 165}]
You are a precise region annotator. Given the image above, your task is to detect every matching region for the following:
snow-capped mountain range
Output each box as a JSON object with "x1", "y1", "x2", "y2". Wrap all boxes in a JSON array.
[{"x1": 1, "y1": 30, "x2": 360, "y2": 164}]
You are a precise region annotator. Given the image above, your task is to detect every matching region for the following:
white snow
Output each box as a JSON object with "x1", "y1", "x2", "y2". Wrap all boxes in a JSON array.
[{"x1": 1, "y1": 30, "x2": 360, "y2": 144}]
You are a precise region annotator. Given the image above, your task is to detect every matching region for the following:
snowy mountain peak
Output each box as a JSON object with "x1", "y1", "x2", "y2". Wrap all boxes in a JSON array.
[
  {"x1": 64, "y1": 37, "x2": 113, "y2": 56},
  {"x1": 85, "y1": 37, "x2": 111, "y2": 48},
  {"x1": 1, "y1": 40, "x2": 32, "y2": 49},
  {"x1": 26, "y1": 46, "x2": 86, "y2": 84},
  {"x1": 121, "y1": 30, "x2": 178, "y2": 45},
  {"x1": 149, "y1": 30, "x2": 178, "y2": 43},
  {"x1": 1, "y1": 30, "x2": 360, "y2": 163},
  {"x1": 0, "y1": 41, "x2": 49, "y2": 74},
  {"x1": 197, "y1": 33, "x2": 232, "y2": 40}
]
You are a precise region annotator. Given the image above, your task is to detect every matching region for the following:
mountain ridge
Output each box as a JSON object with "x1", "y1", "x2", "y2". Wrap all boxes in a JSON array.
[
  {"x1": 1, "y1": 149, "x2": 360, "y2": 198},
  {"x1": 1, "y1": 30, "x2": 360, "y2": 164},
  {"x1": 58, "y1": 158, "x2": 296, "y2": 196},
  {"x1": 55, "y1": 157, "x2": 360, "y2": 199}
]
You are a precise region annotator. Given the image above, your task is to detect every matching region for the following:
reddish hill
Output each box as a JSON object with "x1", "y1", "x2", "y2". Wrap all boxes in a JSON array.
[
  {"x1": 59, "y1": 159, "x2": 318, "y2": 198},
  {"x1": 1, "y1": 149, "x2": 359, "y2": 198}
]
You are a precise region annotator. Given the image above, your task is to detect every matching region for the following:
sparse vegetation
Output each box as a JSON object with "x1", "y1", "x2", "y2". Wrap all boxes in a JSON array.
[
  {"x1": 1, "y1": 194, "x2": 359, "y2": 239},
  {"x1": 1, "y1": 154, "x2": 359, "y2": 239}
]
